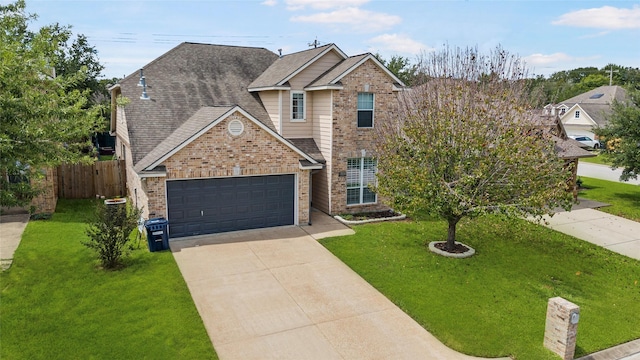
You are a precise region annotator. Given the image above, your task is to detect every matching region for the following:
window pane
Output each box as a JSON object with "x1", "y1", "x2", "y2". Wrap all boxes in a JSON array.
[
  {"x1": 362, "y1": 187, "x2": 376, "y2": 204},
  {"x1": 292, "y1": 93, "x2": 304, "y2": 120},
  {"x1": 358, "y1": 93, "x2": 374, "y2": 110},
  {"x1": 347, "y1": 188, "x2": 360, "y2": 205},
  {"x1": 347, "y1": 158, "x2": 360, "y2": 188},
  {"x1": 358, "y1": 110, "x2": 373, "y2": 128}
]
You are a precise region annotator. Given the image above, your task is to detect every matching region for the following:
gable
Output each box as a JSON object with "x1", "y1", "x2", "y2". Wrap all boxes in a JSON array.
[
  {"x1": 161, "y1": 111, "x2": 309, "y2": 178},
  {"x1": 560, "y1": 104, "x2": 597, "y2": 126},
  {"x1": 136, "y1": 106, "x2": 317, "y2": 173},
  {"x1": 305, "y1": 54, "x2": 406, "y2": 91}
]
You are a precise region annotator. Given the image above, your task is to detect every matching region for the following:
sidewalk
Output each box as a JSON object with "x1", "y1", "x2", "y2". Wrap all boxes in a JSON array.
[
  {"x1": 0, "y1": 213, "x2": 30, "y2": 270},
  {"x1": 541, "y1": 208, "x2": 640, "y2": 261}
]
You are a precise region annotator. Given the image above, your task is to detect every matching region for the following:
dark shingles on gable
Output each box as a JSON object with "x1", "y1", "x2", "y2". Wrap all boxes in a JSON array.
[
  {"x1": 248, "y1": 43, "x2": 337, "y2": 89},
  {"x1": 119, "y1": 42, "x2": 279, "y2": 167}
]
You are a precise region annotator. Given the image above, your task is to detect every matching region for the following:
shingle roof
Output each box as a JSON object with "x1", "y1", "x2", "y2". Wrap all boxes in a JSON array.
[
  {"x1": 133, "y1": 106, "x2": 234, "y2": 172},
  {"x1": 119, "y1": 42, "x2": 279, "y2": 167},
  {"x1": 305, "y1": 54, "x2": 368, "y2": 88},
  {"x1": 287, "y1": 138, "x2": 325, "y2": 163},
  {"x1": 554, "y1": 136, "x2": 595, "y2": 159},
  {"x1": 560, "y1": 85, "x2": 626, "y2": 105},
  {"x1": 248, "y1": 44, "x2": 344, "y2": 89}
]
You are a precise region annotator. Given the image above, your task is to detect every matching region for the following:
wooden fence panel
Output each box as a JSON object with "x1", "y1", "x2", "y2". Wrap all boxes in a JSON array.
[{"x1": 57, "y1": 160, "x2": 126, "y2": 199}]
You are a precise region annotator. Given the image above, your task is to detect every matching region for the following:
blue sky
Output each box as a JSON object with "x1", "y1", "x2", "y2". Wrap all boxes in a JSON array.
[{"x1": 12, "y1": 0, "x2": 640, "y2": 79}]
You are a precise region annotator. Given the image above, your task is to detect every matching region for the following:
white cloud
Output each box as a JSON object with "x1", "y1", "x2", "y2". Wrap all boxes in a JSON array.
[
  {"x1": 285, "y1": 0, "x2": 369, "y2": 11},
  {"x1": 368, "y1": 34, "x2": 431, "y2": 54},
  {"x1": 261, "y1": 0, "x2": 277, "y2": 6},
  {"x1": 291, "y1": 7, "x2": 401, "y2": 32},
  {"x1": 524, "y1": 52, "x2": 574, "y2": 66},
  {"x1": 553, "y1": 5, "x2": 640, "y2": 29}
]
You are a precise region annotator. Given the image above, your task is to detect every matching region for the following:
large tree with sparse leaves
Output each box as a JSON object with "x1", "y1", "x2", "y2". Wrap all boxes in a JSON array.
[
  {"x1": 375, "y1": 45, "x2": 573, "y2": 252},
  {"x1": 596, "y1": 88, "x2": 640, "y2": 181},
  {"x1": 0, "y1": 0, "x2": 103, "y2": 208}
]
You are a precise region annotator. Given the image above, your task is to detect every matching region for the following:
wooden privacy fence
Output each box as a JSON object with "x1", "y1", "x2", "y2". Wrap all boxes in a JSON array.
[{"x1": 57, "y1": 160, "x2": 126, "y2": 199}]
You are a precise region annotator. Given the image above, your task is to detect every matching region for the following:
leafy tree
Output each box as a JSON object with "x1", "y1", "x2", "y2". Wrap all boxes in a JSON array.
[
  {"x1": 375, "y1": 54, "x2": 417, "y2": 86},
  {"x1": 375, "y1": 45, "x2": 573, "y2": 252},
  {"x1": 596, "y1": 88, "x2": 640, "y2": 181},
  {"x1": 0, "y1": 0, "x2": 103, "y2": 208},
  {"x1": 84, "y1": 200, "x2": 141, "y2": 269}
]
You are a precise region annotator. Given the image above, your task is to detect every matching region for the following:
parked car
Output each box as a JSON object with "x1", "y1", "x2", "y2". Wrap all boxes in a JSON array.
[{"x1": 568, "y1": 135, "x2": 601, "y2": 149}]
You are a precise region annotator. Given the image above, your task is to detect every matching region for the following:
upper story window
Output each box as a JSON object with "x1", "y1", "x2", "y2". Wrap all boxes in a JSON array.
[
  {"x1": 291, "y1": 91, "x2": 306, "y2": 122},
  {"x1": 574, "y1": 110, "x2": 580, "y2": 119},
  {"x1": 357, "y1": 92, "x2": 374, "y2": 128},
  {"x1": 559, "y1": 108, "x2": 566, "y2": 115}
]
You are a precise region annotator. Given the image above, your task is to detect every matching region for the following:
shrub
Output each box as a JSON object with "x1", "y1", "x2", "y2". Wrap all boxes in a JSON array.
[{"x1": 83, "y1": 199, "x2": 141, "y2": 269}]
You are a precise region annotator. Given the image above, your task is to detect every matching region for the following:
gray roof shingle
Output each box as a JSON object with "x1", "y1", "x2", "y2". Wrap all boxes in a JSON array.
[
  {"x1": 119, "y1": 42, "x2": 279, "y2": 167},
  {"x1": 248, "y1": 44, "x2": 342, "y2": 89},
  {"x1": 287, "y1": 138, "x2": 325, "y2": 163},
  {"x1": 305, "y1": 54, "x2": 368, "y2": 88}
]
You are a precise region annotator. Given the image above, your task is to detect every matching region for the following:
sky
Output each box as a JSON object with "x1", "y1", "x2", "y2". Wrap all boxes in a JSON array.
[{"x1": 9, "y1": 0, "x2": 640, "y2": 79}]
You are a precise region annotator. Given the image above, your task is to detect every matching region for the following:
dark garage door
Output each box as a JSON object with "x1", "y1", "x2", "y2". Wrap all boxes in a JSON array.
[{"x1": 167, "y1": 174, "x2": 295, "y2": 238}]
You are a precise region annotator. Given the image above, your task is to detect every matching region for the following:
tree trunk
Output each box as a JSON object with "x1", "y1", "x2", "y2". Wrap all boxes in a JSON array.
[{"x1": 446, "y1": 216, "x2": 461, "y2": 252}]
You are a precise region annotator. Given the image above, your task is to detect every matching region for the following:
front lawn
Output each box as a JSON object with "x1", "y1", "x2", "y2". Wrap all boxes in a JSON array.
[
  {"x1": 321, "y1": 216, "x2": 640, "y2": 360},
  {"x1": 0, "y1": 199, "x2": 217, "y2": 360},
  {"x1": 578, "y1": 176, "x2": 640, "y2": 222}
]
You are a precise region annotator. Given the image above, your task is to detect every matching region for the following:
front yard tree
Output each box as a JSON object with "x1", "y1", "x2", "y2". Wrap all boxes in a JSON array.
[
  {"x1": 596, "y1": 88, "x2": 640, "y2": 181},
  {"x1": 375, "y1": 45, "x2": 573, "y2": 252},
  {"x1": 0, "y1": 0, "x2": 103, "y2": 207}
]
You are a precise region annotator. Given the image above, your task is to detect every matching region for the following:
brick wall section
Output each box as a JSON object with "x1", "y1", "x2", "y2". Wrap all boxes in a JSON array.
[
  {"x1": 146, "y1": 112, "x2": 310, "y2": 224},
  {"x1": 544, "y1": 297, "x2": 580, "y2": 360},
  {"x1": 330, "y1": 59, "x2": 400, "y2": 214}
]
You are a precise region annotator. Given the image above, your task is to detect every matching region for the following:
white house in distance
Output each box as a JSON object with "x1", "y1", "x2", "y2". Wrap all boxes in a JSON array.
[{"x1": 545, "y1": 85, "x2": 627, "y2": 139}]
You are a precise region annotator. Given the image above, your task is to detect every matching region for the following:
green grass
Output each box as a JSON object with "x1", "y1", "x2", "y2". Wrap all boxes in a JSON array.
[
  {"x1": 578, "y1": 176, "x2": 640, "y2": 222},
  {"x1": 321, "y1": 216, "x2": 640, "y2": 360},
  {"x1": 579, "y1": 153, "x2": 611, "y2": 165},
  {"x1": 0, "y1": 199, "x2": 217, "y2": 360}
]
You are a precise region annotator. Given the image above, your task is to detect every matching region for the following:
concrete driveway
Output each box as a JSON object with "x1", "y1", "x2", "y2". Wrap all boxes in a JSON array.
[{"x1": 170, "y1": 212, "x2": 503, "y2": 360}]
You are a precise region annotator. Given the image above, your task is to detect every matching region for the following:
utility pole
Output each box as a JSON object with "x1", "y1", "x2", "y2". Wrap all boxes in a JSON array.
[{"x1": 607, "y1": 65, "x2": 619, "y2": 86}]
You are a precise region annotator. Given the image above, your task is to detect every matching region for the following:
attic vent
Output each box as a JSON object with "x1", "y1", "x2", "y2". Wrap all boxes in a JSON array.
[
  {"x1": 589, "y1": 93, "x2": 604, "y2": 99},
  {"x1": 228, "y1": 119, "x2": 244, "y2": 136}
]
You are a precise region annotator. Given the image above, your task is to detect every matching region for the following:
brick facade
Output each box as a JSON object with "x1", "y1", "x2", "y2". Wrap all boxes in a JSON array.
[
  {"x1": 329, "y1": 59, "x2": 400, "y2": 214},
  {"x1": 142, "y1": 112, "x2": 310, "y2": 224}
]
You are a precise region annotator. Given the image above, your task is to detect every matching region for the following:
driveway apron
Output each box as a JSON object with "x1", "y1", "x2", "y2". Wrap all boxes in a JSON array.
[{"x1": 171, "y1": 221, "x2": 501, "y2": 360}]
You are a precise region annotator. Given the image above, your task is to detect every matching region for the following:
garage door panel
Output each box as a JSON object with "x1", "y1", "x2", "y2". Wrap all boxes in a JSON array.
[{"x1": 166, "y1": 174, "x2": 295, "y2": 238}]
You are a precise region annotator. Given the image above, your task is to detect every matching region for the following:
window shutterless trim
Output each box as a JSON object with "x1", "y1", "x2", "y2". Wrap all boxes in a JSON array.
[{"x1": 291, "y1": 91, "x2": 306, "y2": 122}]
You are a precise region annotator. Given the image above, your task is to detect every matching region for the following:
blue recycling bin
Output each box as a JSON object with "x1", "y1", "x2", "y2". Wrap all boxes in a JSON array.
[{"x1": 145, "y1": 218, "x2": 169, "y2": 252}]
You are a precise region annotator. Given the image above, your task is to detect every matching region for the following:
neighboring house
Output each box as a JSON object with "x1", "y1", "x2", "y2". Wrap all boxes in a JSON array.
[
  {"x1": 545, "y1": 85, "x2": 627, "y2": 139},
  {"x1": 109, "y1": 42, "x2": 405, "y2": 238}
]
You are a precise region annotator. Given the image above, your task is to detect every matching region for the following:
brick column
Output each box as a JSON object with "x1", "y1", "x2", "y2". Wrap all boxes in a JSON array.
[{"x1": 544, "y1": 297, "x2": 580, "y2": 360}]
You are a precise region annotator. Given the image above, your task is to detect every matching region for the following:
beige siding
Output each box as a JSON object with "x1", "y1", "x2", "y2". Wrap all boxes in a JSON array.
[
  {"x1": 258, "y1": 91, "x2": 281, "y2": 133},
  {"x1": 311, "y1": 90, "x2": 333, "y2": 213},
  {"x1": 283, "y1": 91, "x2": 314, "y2": 138},
  {"x1": 282, "y1": 50, "x2": 342, "y2": 139}
]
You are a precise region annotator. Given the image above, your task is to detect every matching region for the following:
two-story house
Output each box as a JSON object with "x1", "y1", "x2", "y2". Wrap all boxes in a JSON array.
[{"x1": 109, "y1": 42, "x2": 405, "y2": 238}]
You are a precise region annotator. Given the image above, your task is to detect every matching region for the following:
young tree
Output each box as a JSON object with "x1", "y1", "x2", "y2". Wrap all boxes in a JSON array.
[
  {"x1": 0, "y1": 0, "x2": 103, "y2": 207},
  {"x1": 375, "y1": 45, "x2": 573, "y2": 252},
  {"x1": 84, "y1": 201, "x2": 141, "y2": 269},
  {"x1": 596, "y1": 88, "x2": 640, "y2": 181},
  {"x1": 375, "y1": 54, "x2": 417, "y2": 86}
]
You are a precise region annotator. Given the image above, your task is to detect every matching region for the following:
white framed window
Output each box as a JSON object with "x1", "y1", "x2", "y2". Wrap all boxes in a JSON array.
[
  {"x1": 357, "y1": 92, "x2": 374, "y2": 128},
  {"x1": 347, "y1": 157, "x2": 377, "y2": 205},
  {"x1": 291, "y1": 91, "x2": 306, "y2": 121},
  {"x1": 574, "y1": 110, "x2": 580, "y2": 119}
]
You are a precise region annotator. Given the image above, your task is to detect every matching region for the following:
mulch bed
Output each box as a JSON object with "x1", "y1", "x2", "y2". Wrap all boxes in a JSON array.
[
  {"x1": 342, "y1": 210, "x2": 402, "y2": 221},
  {"x1": 434, "y1": 242, "x2": 471, "y2": 254}
]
